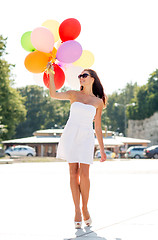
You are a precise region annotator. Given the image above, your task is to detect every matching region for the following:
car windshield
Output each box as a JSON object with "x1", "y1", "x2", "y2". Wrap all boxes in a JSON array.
[
  {"x1": 148, "y1": 145, "x2": 158, "y2": 150},
  {"x1": 126, "y1": 147, "x2": 134, "y2": 152}
]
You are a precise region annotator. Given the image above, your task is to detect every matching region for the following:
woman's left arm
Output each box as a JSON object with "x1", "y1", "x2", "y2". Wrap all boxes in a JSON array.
[{"x1": 94, "y1": 101, "x2": 106, "y2": 162}]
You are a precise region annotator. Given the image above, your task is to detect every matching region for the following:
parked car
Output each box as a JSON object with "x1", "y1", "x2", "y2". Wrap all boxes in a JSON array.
[
  {"x1": 0, "y1": 147, "x2": 5, "y2": 157},
  {"x1": 143, "y1": 145, "x2": 158, "y2": 159},
  {"x1": 125, "y1": 146, "x2": 146, "y2": 159},
  {"x1": 5, "y1": 145, "x2": 36, "y2": 157},
  {"x1": 95, "y1": 150, "x2": 115, "y2": 159}
]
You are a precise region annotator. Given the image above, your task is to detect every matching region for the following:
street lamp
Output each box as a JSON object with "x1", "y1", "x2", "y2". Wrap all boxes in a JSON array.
[{"x1": 114, "y1": 102, "x2": 136, "y2": 136}]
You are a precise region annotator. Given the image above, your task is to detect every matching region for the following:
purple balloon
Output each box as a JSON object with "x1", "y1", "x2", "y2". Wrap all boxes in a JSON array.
[{"x1": 56, "y1": 40, "x2": 82, "y2": 63}]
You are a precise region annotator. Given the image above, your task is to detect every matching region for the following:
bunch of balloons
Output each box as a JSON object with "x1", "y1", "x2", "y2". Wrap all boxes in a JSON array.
[{"x1": 21, "y1": 18, "x2": 95, "y2": 90}]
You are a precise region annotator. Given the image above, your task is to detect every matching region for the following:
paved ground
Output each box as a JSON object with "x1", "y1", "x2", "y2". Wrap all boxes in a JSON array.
[{"x1": 0, "y1": 159, "x2": 158, "y2": 240}]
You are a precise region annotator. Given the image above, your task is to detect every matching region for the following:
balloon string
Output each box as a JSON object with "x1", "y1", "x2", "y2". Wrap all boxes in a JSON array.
[
  {"x1": 45, "y1": 68, "x2": 55, "y2": 75},
  {"x1": 49, "y1": 69, "x2": 55, "y2": 74},
  {"x1": 44, "y1": 61, "x2": 55, "y2": 75}
]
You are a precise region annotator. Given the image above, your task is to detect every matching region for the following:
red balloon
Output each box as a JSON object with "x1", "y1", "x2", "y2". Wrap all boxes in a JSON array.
[
  {"x1": 59, "y1": 18, "x2": 81, "y2": 42},
  {"x1": 43, "y1": 64, "x2": 65, "y2": 90}
]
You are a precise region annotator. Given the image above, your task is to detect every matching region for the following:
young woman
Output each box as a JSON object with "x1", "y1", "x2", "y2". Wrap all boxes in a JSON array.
[{"x1": 47, "y1": 63, "x2": 107, "y2": 229}]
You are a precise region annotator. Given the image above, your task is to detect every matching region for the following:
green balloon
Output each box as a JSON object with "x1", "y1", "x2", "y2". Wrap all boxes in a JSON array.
[{"x1": 21, "y1": 31, "x2": 35, "y2": 52}]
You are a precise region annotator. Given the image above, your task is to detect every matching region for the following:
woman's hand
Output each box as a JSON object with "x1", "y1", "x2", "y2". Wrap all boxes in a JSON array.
[
  {"x1": 46, "y1": 62, "x2": 54, "y2": 71},
  {"x1": 100, "y1": 150, "x2": 106, "y2": 162}
]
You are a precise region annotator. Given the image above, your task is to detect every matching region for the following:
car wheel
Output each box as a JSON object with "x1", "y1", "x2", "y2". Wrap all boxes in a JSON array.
[
  {"x1": 153, "y1": 153, "x2": 158, "y2": 159},
  {"x1": 134, "y1": 154, "x2": 141, "y2": 159},
  {"x1": 27, "y1": 153, "x2": 33, "y2": 157}
]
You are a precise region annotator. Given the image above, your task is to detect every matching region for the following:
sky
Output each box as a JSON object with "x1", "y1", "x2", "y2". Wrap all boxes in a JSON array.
[{"x1": 1, "y1": 0, "x2": 158, "y2": 94}]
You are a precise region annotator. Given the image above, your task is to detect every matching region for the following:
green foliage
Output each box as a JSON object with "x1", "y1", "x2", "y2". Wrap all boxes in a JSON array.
[
  {"x1": 103, "y1": 69, "x2": 158, "y2": 133},
  {"x1": 127, "y1": 69, "x2": 158, "y2": 120},
  {"x1": 14, "y1": 86, "x2": 71, "y2": 138},
  {"x1": 0, "y1": 35, "x2": 26, "y2": 140},
  {"x1": 103, "y1": 82, "x2": 138, "y2": 134},
  {"x1": 0, "y1": 36, "x2": 7, "y2": 57},
  {"x1": 14, "y1": 82, "x2": 138, "y2": 138}
]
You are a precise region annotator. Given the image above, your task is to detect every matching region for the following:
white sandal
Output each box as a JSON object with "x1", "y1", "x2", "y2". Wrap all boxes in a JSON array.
[
  {"x1": 74, "y1": 221, "x2": 82, "y2": 229},
  {"x1": 84, "y1": 217, "x2": 92, "y2": 226}
]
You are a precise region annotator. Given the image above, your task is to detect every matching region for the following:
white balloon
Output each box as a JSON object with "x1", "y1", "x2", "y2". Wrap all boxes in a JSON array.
[{"x1": 65, "y1": 65, "x2": 84, "y2": 90}]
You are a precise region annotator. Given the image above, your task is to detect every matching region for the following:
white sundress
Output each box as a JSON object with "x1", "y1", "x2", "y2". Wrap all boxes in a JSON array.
[{"x1": 56, "y1": 102, "x2": 96, "y2": 164}]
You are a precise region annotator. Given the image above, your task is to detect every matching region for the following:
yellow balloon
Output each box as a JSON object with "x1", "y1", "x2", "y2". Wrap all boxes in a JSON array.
[
  {"x1": 55, "y1": 39, "x2": 62, "y2": 49},
  {"x1": 42, "y1": 20, "x2": 60, "y2": 42},
  {"x1": 73, "y1": 50, "x2": 95, "y2": 68}
]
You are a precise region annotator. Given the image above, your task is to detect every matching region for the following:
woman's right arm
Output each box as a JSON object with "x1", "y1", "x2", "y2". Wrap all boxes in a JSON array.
[{"x1": 48, "y1": 65, "x2": 74, "y2": 101}]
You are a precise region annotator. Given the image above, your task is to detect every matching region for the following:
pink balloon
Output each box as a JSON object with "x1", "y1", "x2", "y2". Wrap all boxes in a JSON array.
[
  {"x1": 56, "y1": 40, "x2": 82, "y2": 63},
  {"x1": 31, "y1": 27, "x2": 54, "y2": 53}
]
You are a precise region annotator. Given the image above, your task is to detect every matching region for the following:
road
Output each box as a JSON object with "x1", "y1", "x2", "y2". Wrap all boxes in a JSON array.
[{"x1": 0, "y1": 159, "x2": 158, "y2": 240}]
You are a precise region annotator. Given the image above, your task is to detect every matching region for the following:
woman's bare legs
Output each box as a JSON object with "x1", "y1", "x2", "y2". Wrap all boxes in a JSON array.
[
  {"x1": 80, "y1": 163, "x2": 90, "y2": 221},
  {"x1": 69, "y1": 163, "x2": 91, "y2": 222},
  {"x1": 69, "y1": 163, "x2": 82, "y2": 222}
]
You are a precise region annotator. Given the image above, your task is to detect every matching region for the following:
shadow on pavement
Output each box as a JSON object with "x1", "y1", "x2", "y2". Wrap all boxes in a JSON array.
[{"x1": 64, "y1": 226, "x2": 111, "y2": 239}]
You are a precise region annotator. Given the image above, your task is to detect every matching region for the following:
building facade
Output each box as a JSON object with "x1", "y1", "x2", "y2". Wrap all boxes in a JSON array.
[
  {"x1": 2, "y1": 128, "x2": 150, "y2": 157},
  {"x1": 128, "y1": 112, "x2": 158, "y2": 146}
]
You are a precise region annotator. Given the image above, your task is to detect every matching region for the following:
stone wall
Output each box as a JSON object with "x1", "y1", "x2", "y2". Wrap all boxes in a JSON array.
[{"x1": 127, "y1": 112, "x2": 158, "y2": 146}]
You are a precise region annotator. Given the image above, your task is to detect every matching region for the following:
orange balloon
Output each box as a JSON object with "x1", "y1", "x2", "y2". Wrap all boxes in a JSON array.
[
  {"x1": 24, "y1": 51, "x2": 49, "y2": 73},
  {"x1": 44, "y1": 47, "x2": 57, "y2": 62}
]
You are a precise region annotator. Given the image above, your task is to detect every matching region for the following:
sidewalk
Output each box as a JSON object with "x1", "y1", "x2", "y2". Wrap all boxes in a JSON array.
[{"x1": 0, "y1": 160, "x2": 158, "y2": 240}]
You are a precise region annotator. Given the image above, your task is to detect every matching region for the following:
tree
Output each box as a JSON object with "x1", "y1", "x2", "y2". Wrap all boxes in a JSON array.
[
  {"x1": 43, "y1": 86, "x2": 71, "y2": 129},
  {"x1": 14, "y1": 86, "x2": 71, "y2": 138},
  {"x1": 15, "y1": 85, "x2": 49, "y2": 138},
  {"x1": 0, "y1": 35, "x2": 26, "y2": 140},
  {"x1": 104, "y1": 82, "x2": 138, "y2": 135},
  {"x1": 127, "y1": 69, "x2": 158, "y2": 120}
]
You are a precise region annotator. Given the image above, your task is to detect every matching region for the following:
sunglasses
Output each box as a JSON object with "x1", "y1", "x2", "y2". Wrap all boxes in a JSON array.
[{"x1": 78, "y1": 73, "x2": 90, "y2": 79}]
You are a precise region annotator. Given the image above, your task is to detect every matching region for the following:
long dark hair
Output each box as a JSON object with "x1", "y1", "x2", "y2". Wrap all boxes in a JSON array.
[{"x1": 81, "y1": 69, "x2": 108, "y2": 107}]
